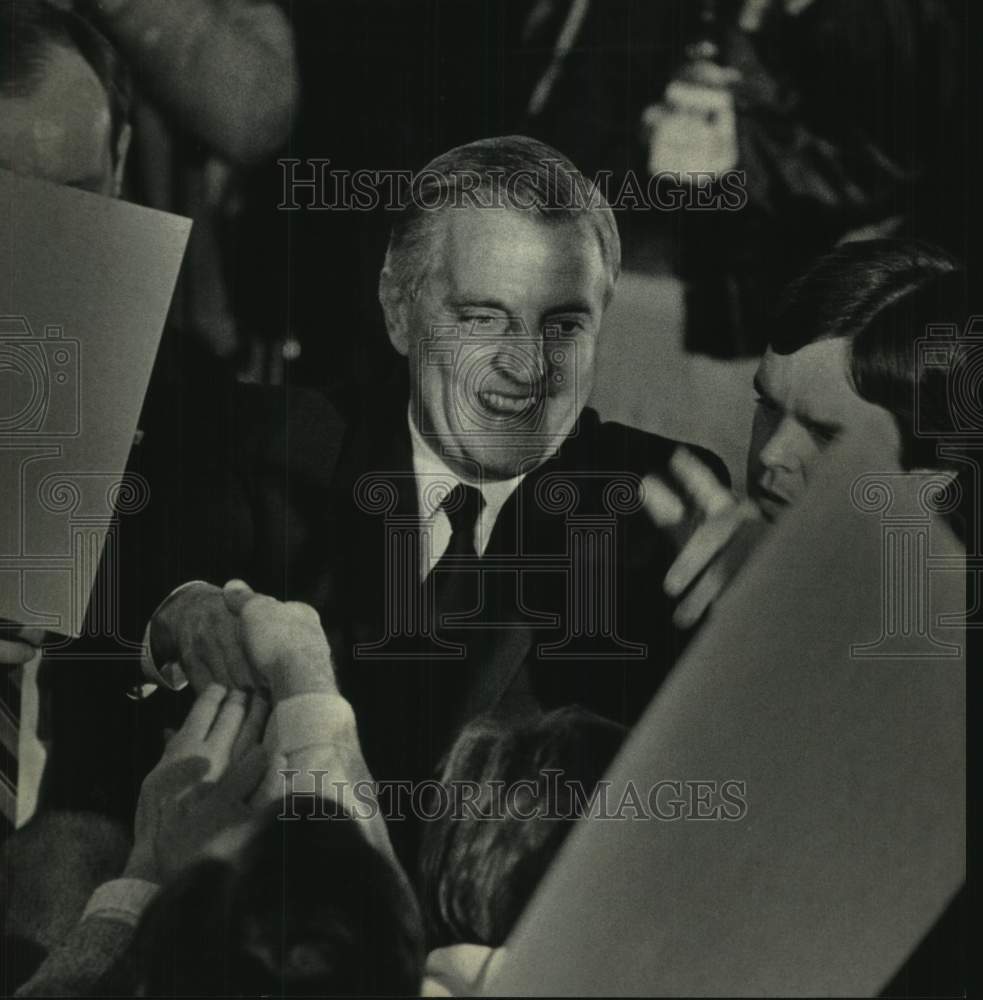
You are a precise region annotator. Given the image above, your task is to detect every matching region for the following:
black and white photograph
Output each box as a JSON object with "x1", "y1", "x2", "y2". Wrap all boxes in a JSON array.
[{"x1": 0, "y1": 0, "x2": 975, "y2": 995}]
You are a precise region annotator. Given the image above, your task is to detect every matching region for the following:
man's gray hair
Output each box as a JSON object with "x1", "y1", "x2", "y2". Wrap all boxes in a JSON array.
[{"x1": 382, "y1": 135, "x2": 621, "y2": 303}]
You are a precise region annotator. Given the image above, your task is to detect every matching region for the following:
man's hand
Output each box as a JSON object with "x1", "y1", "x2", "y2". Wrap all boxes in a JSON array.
[
  {"x1": 642, "y1": 448, "x2": 767, "y2": 629},
  {"x1": 222, "y1": 582, "x2": 336, "y2": 700},
  {"x1": 0, "y1": 624, "x2": 45, "y2": 667},
  {"x1": 161, "y1": 682, "x2": 269, "y2": 779},
  {"x1": 149, "y1": 582, "x2": 256, "y2": 691},
  {"x1": 125, "y1": 683, "x2": 281, "y2": 884}
]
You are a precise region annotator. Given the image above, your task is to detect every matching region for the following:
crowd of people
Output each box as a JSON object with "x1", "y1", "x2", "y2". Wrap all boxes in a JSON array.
[{"x1": 0, "y1": 0, "x2": 972, "y2": 995}]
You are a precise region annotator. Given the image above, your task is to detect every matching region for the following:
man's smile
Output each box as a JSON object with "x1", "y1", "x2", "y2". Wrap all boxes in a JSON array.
[{"x1": 475, "y1": 383, "x2": 542, "y2": 418}]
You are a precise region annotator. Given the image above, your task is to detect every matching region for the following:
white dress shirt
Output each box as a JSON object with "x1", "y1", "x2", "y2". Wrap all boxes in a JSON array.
[{"x1": 407, "y1": 410, "x2": 526, "y2": 579}]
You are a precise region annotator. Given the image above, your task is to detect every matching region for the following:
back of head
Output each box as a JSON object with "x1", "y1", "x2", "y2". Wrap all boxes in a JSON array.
[
  {"x1": 132, "y1": 798, "x2": 424, "y2": 997},
  {"x1": 420, "y1": 706, "x2": 626, "y2": 948},
  {"x1": 770, "y1": 238, "x2": 969, "y2": 471},
  {"x1": 850, "y1": 264, "x2": 973, "y2": 472},
  {"x1": 0, "y1": 0, "x2": 131, "y2": 157}
]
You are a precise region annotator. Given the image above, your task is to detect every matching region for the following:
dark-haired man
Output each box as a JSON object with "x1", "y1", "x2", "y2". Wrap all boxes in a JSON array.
[{"x1": 646, "y1": 238, "x2": 968, "y2": 628}]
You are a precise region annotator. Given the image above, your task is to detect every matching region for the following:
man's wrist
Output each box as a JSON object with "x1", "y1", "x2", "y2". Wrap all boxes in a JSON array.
[
  {"x1": 83, "y1": 877, "x2": 160, "y2": 928},
  {"x1": 269, "y1": 653, "x2": 338, "y2": 701},
  {"x1": 143, "y1": 580, "x2": 212, "y2": 689},
  {"x1": 148, "y1": 581, "x2": 213, "y2": 663}
]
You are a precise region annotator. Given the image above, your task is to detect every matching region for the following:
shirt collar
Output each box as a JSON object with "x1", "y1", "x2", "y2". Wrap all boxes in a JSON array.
[{"x1": 406, "y1": 409, "x2": 526, "y2": 528}]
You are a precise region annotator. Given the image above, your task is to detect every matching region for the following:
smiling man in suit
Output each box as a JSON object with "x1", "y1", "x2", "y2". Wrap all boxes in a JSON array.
[{"x1": 148, "y1": 136, "x2": 726, "y2": 848}]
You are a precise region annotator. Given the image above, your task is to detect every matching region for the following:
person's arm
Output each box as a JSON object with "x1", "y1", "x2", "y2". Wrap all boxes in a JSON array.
[
  {"x1": 15, "y1": 880, "x2": 157, "y2": 997},
  {"x1": 81, "y1": 0, "x2": 299, "y2": 163},
  {"x1": 17, "y1": 688, "x2": 273, "y2": 996},
  {"x1": 266, "y1": 691, "x2": 395, "y2": 862},
  {"x1": 642, "y1": 447, "x2": 765, "y2": 630},
  {"x1": 224, "y1": 584, "x2": 398, "y2": 864}
]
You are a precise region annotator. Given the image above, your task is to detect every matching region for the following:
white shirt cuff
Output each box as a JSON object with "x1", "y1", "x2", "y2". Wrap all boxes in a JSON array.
[
  {"x1": 82, "y1": 878, "x2": 160, "y2": 928},
  {"x1": 139, "y1": 580, "x2": 208, "y2": 691},
  {"x1": 265, "y1": 692, "x2": 358, "y2": 756}
]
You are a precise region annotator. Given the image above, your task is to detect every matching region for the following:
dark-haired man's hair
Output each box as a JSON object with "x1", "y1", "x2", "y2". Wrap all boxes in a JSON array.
[
  {"x1": 770, "y1": 239, "x2": 968, "y2": 471},
  {"x1": 131, "y1": 796, "x2": 424, "y2": 997},
  {"x1": 420, "y1": 706, "x2": 626, "y2": 949},
  {"x1": 769, "y1": 239, "x2": 959, "y2": 356},
  {"x1": 0, "y1": 0, "x2": 131, "y2": 161}
]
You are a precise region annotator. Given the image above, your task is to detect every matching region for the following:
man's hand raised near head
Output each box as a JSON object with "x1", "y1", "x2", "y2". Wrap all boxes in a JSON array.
[{"x1": 642, "y1": 448, "x2": 766, "y2": 630}]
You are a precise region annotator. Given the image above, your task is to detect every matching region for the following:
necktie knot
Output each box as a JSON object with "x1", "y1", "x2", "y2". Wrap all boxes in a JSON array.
[{"x1": 440, "y1": 483, "x2": 485, "y2": 552}]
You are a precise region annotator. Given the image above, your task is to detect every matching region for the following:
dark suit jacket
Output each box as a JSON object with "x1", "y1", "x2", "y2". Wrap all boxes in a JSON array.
[{"x1": 199, "y1": 379, "x2": 728, "y2": 788}]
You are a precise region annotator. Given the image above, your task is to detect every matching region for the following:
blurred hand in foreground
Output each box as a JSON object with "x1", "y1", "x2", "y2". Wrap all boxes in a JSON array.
[
  {"x1": 125, "y1": 683, "x2": 283, "y2": 884},
  {"x1": 642, "y1": 447, "x2": 767, "y2": 629}
]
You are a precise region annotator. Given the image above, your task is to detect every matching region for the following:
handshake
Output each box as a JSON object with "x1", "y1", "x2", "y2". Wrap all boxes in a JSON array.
[{"x1": 147, "y1": 580, "x2": 335, "y2": 698}]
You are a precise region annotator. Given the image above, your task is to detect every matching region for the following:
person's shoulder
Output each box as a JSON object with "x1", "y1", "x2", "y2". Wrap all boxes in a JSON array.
[
  {"x1": 580, "y1": 409, "x2": 731, "y2": 488},
  {"x1": 231, "y1": 383, "x2": 349, "y2": 481}
]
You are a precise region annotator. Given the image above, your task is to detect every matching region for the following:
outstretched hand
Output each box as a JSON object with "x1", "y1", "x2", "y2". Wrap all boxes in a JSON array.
[
  {"x1": 642, "y1": 448, "x2": 766, "y2": 629},
  {"x1": 126, "y1": 683, "x2": 283, "y2": 884}
]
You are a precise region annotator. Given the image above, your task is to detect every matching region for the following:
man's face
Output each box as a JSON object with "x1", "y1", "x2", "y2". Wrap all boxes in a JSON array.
[
  {"x1": 0, "y1": 42, "x2": 123, "y2": 195},
  {"x1": 747, "y1": 337, "x2": 900, "y2": 520},
  {"x1": 387, "y1": 207, "x2": 609, "y2": 482}
]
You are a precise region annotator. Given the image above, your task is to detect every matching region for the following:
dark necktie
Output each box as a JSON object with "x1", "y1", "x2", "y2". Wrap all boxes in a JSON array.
[
  {"x1": 428, "y1": 483, "x2": 536, "y2": 738},
  {"x1": 430, "y1": 482, "x2": 485, "y2": 628}
]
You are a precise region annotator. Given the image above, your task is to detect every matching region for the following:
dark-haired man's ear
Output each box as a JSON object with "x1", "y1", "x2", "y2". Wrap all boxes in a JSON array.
[
  {"x1": 379, "y1": 268, "x2": 411, "y2": 356},
  {"x1": 111, "y1": 122, "x2": 132, "y2": 199}
]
